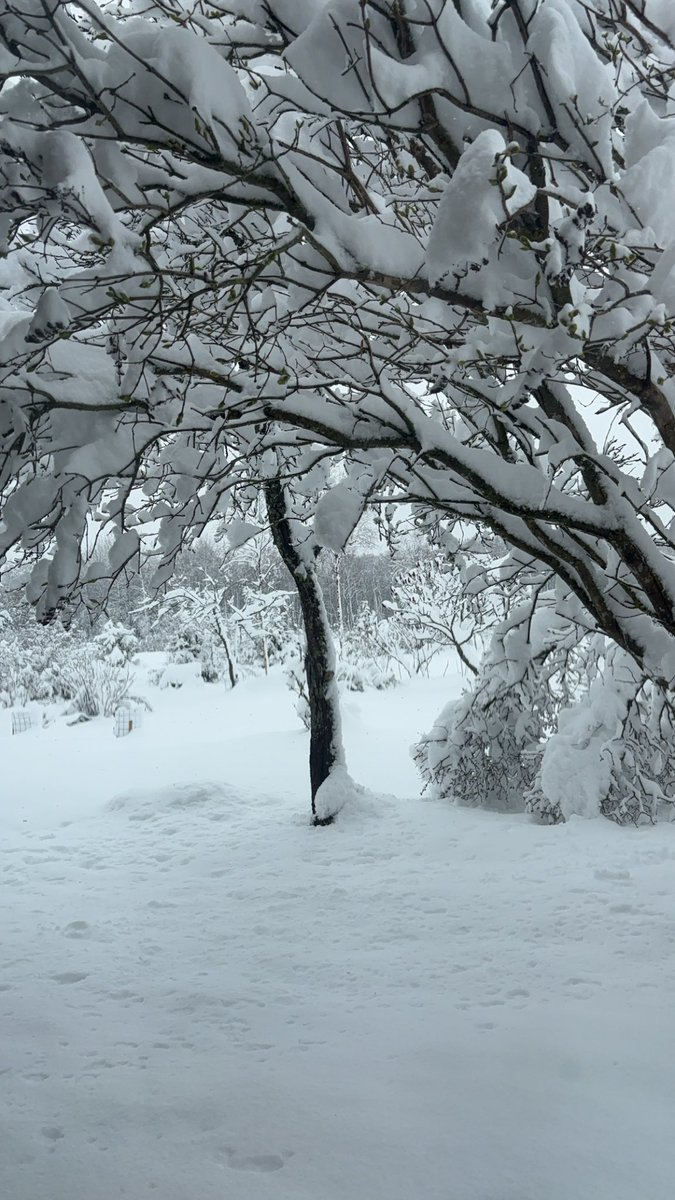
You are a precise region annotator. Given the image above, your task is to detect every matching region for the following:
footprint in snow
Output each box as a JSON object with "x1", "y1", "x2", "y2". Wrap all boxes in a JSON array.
[
  {"x1": 63, "y1": 921, "x2": 92, "y2": 939},
  {"x1": 41, "y1": 1126, "x2": 65, "y2": 1141},
  {"x1": 51, "y1": 971, "x2": 88, "y2": 985},
  {"x1": 593, "y1": 867, "x2": 632, "y2": 882},
  {"x1": 221, "y1": 1147, "x2": 292, "y2": 1173}
]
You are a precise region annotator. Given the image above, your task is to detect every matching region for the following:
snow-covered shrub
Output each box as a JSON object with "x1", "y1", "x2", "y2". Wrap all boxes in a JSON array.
[
  {"x1": 0, "y1": 622, "x2": 77, "y2": 708},
  {"x1": 416, "y1": 596, "x2": 675, "y2": 825},
  {"x1": 385, "y1": 555, "x2": 482, "y2": 676},
  {"x1": 61, "y1": 651, "x2": 134, "y2": 719},
  {"x1": 414, "y1": 663, "x2": 545, "y2": 813},
  {"x1": 338, "y1": 603, "x2": 402, "y2": 685},
  {"x1": 229, "y1": 586, "x2": 292, "y2": 674},
  {"x1": 337, "y1": 656, "x2": 397, "y2": 692},
  {"x1": 197, "y1": 631, "x2": 221, "y2": 683},
  {"x1": 413, "y1": 604, "x2": 589, "y2": 813},
  {"x1": 93, "y1": 620, "x2": 138, "y2": 665},
  {"x1": 151, "y1": 660, "x2": 203, "y2": 689},
  {"x1": 159, "y1": 583, "x2": 240, "y2": 686},
  {"x1": 167, "y1": 623, "x2": 204, "y2": 665},
  {"x1": 0, "y1": 636, "x2": 29, "y2": 707},
  {"x1": 165, "y1": 622, "x2": 229, "y2": 684},
  {"x1": 528, "y1": 649, "x2": 675, "y2": 825}
]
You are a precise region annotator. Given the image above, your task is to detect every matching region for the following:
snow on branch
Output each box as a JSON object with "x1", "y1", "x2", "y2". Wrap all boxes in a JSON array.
[{"x1": 2, "y1": 0, "x2": 675, "y2": 692}]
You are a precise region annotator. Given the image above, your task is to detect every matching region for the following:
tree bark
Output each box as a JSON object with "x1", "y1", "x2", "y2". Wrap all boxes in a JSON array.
[{"x1": 264, "y1": 478, "x2": 343, "y2": 824}]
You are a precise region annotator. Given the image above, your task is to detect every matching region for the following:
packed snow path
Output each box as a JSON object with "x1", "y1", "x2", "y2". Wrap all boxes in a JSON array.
[{"x1": 2, "y1": 673, "x2": 675, "y2": 1199}]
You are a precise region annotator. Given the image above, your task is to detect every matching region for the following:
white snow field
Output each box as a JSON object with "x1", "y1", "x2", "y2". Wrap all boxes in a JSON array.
[{"x1": 3, "y1": 665, "x2": 675, "y2": 1200}]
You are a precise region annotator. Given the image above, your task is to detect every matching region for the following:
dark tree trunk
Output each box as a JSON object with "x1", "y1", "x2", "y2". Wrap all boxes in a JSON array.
[
  {"x1": 264, "y1": 478, "x2": 342, "y2": 824},
  {"x1": 216, "y1": 624, "x2": 238, "y2": 689}
]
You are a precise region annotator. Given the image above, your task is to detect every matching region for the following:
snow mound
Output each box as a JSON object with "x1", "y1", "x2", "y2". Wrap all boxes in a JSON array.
[
  {"x1": 314, "y1": 765, "x2": 396, "y2": 825},
  {"x1": 153, "y1": 661, "x2": 203, "y2": 689},
  {"x1": 106, "y1": 780, "x2": 243, "y2": 822}
]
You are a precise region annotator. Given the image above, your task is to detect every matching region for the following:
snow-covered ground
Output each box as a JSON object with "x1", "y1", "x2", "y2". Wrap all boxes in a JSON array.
[{"x1": 3, "y1": 665, "x2": 675, "y2": 1200}]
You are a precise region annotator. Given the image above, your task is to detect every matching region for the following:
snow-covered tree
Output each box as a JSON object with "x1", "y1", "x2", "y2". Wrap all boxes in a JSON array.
[
  {"x1": 4, "y1": 2, "x2": 675, "y2": 808},
  {"x1": 264, "y1": 477, "x2": 347, "y2": 821}
]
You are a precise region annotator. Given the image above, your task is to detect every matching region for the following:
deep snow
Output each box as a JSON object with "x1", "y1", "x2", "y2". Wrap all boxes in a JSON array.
[{"x1": 2, "y1": 665, "x2": 675, "y2": 1200}]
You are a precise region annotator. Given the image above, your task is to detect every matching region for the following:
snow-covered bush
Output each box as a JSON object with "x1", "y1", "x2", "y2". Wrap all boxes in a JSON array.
[
  {"x1": 60, "y1": 651, "x2": 134, "y2": 719},
  {"x1": 529, "y1": 650, "x2": 675, "y2": 825},
  {"x1": 196, "y1": 631, "x2": 220, "y2": 684},
  {"x1": 414, "y1": 604, "x2": 591, "y2": 814},
  {"x1": 0, "y1": 636, "x2": 31, "y2": 708},
  {"x1": 165, "y1": 623, "x2": 229, "y2": 684},
  {"x1": 416, "y1": 596, "x2": 675, "y2": 825},
  {"x1": 159, "y1": 584, "x2": 240, "y2": 686},
  {"x1": 337, "y1": 656, "x2": 397, "y2": 693},
  {"x1": 93, "y1": 620, "x2": 138, "y2": 665},
  {"x1": 167, "y1": 623, "x2": 204, "y2": 665},
  {"x1": 414, "y1": 661, "x2": 546, "y2": 813},
  {"x1": 0, "y1": 623, "x2": 77, "y2": 708},
  {"x1": 385, "y1": 555, "x2": 478, "y2": 676},
  {"x1": 337, "y1": 604, "x2": 402, "y2": 685},
  {"x1": 229, "y1": 586, "x2": 292, "y2": 674}
]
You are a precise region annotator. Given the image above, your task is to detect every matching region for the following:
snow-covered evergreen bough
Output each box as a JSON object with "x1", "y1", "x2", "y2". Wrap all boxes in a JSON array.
[{"x1": 2, "y1": 1, "x2": 675, "y2": 820}]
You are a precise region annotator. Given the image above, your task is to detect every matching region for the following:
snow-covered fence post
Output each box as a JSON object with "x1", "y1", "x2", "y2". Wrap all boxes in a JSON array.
[
  {"x1": 11, "y1": 710, "x2": 32, "y2": 736},
  {"x1": 114, "y1": 706, "x2": 134, "y2": 738}
]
